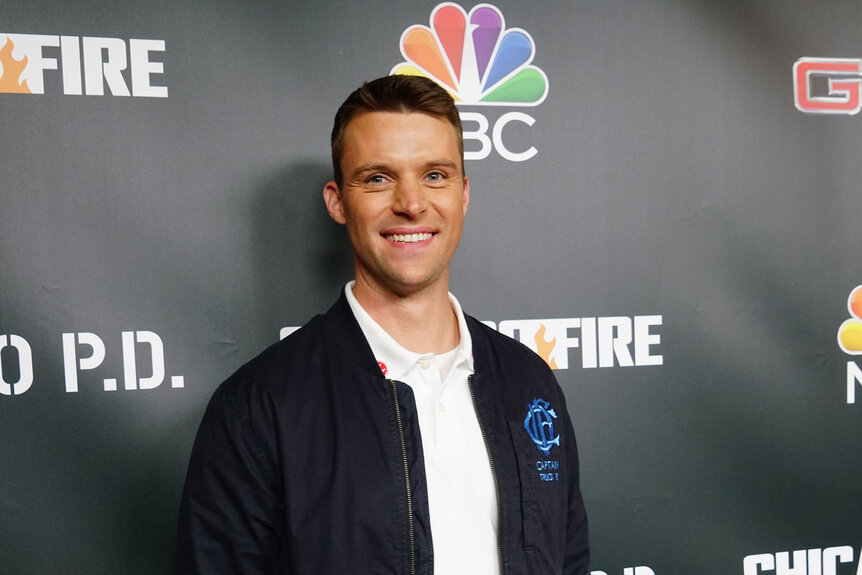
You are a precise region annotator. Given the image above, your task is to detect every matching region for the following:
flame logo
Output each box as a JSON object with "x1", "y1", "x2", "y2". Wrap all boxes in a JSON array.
[
  {"x1": 838, "y1": 285, "x2": 862, "y2": 355},
  {"x1": 534, "y1": 323, "x2": 559, "y2": 369},
  {"x1": 391, "y1": 3, "x2": 548, "y2": 106},
  {"x1": 0, "y1": 37, "x2": 31, "y2": 94}
]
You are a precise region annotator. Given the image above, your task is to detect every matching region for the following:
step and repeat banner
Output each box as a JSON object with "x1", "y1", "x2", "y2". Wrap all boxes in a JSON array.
[{"x1": 2, "y1": 1, "x2": 861, "y2": 573}]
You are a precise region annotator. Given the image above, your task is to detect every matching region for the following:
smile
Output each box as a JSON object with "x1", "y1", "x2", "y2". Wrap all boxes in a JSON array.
[{"x1": 384, "y1": 233, "x2": 434, "y2": 243}]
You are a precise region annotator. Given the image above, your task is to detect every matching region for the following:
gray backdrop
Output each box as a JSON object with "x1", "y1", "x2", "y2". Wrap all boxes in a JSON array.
[{"x1": 2, "y1": 1, "x2": 861, "y2": 573}]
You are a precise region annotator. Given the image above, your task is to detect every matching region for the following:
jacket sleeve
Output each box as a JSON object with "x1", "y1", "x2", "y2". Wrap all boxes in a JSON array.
[
  {"x1": 175, "y1": 378, "x2": 286, "y2": 574},
  {"x1": 562, "y1": 403, "x2": 590, "y2": 574}
]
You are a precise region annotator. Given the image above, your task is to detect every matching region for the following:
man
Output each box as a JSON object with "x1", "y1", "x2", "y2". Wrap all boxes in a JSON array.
[{"x1": 176, "y1": 75, "x2": 589, "y2": 574}]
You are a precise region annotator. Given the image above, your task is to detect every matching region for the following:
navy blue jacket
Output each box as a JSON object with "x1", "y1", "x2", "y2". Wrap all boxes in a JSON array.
[{"x1": 176, "y1": 293, "x2": 589, "y2": 574}]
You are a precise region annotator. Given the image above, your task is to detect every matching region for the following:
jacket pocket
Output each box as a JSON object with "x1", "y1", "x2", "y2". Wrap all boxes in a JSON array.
[{"x1": 507, "y1": 418, "x2": 566, "y2": 552}]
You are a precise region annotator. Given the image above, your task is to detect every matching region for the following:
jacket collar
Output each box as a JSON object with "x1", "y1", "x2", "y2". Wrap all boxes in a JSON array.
[
  {"x1": 322, "y1": 290, "x2": 489, "y2": 378},
  {"x1": 321, "y1": 290, "x2": 389, "y2": 377}
]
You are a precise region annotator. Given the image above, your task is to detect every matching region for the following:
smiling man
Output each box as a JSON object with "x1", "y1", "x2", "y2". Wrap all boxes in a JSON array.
[{"x1": 176, "y1": 76, "x2": 589, "y2": 575}]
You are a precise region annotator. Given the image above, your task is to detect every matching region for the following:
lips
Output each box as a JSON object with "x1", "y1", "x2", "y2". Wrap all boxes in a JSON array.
[{"x1": 383, "y1": 232, "x2": 434, "y2": 243}]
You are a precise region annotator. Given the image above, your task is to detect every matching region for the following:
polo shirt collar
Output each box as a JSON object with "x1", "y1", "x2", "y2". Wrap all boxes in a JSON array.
[{"x1": 343, "y1": 282, "x2": 474, "y2": 380}]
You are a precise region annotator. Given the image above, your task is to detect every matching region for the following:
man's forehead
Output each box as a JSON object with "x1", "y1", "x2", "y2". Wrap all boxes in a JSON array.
[
  {"x1": 341, "y1": 111, "x2": 459, "y2": 158},
  {"x1": 344, "y1": 111, "x2": 456, "y2": 139}
]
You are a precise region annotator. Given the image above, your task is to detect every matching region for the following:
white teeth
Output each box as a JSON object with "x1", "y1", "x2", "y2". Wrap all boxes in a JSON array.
[{"x1": 386, "y1": 233, "x2": 433, "y2": 243}]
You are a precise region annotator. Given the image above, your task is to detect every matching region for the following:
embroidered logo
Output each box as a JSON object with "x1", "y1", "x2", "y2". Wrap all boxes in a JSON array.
[{"x1": 524, "y1": 397, "x2": 560, "y2": 455}]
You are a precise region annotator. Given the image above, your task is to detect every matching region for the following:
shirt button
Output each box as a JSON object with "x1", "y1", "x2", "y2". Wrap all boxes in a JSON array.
[
  {"x1": 419, "y1": 359, "x2": 431, "y2": 369},
  {"x1": 438, "y1": 403, "x2": 447, "y2": 413}
]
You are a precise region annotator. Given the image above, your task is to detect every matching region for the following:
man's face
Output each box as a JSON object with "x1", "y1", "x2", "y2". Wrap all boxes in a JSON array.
[{"x1": 323, "y1": 111, "x2": 469, "y2": 299}]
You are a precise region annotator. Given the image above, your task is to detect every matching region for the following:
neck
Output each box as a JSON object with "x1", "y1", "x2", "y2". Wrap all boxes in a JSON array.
[{"x1": 351, "y1": 278, "x2": 460, "y2": 354}]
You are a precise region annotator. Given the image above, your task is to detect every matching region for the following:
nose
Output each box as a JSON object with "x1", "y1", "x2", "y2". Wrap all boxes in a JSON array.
[{"x1": 391, "y1": 179, "x2": 427, "y2": 218}]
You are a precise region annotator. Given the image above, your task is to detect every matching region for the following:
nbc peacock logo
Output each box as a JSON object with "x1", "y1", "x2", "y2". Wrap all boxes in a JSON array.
[
  {"x1": 390, "y1": 3, "x2": 549, "y2": 161},
  {"x1": 838, "y1": 285, "x2": 862, "y2": 404},
  {"x1": 391, "y1": 2, "x2": 548, "y2": 106},
  {"x1": 838, "y1": 285, "x2": 862, "y2": 355}
]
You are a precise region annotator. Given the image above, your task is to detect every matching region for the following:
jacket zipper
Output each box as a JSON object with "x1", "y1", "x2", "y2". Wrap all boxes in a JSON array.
[
  {"x1": 389, "y1": 379, "x2": 416, "y2": 575},
  {"x1": 468, "y1": 374, "x2": 504, "y2": 574}
]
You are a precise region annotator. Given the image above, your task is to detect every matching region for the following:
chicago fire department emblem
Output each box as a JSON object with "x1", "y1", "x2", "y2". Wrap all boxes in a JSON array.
[{"x1": 524, "y1": 398, "x2": 560, "y2": 455}]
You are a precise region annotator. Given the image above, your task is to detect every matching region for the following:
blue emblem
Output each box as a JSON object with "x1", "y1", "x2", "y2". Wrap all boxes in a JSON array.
[{"x1": 524, "y1": 398, "x2": 560, "y2": 455}]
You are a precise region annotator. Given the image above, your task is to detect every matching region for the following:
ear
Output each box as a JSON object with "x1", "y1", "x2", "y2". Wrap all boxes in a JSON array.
[
  {"x1": 323, "y1": 181, "x2": 346, "y2": 225},
  {"x1": 462, "y1": 176, "x2": 470, "y2": 216}
]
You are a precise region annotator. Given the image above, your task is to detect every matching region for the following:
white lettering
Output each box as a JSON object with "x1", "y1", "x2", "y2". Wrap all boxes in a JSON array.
[
  {"x1": 460, "y1": 112, "x2": 492, "y2": 160},
  {"x1": 848, "y1": 361, "x2": 862, "y2": 403},
  {"x1": 634, "y1": 315, "x2": 663, "y2": 366},
  {"x1": 83, "y1": 36, "x2": 130, "y2": 96},
  {"x1": 598, "y1": 316, "x2": 634, "y2": 368},
  {"x1": 122, "y1": 330, "x2": 165, "y2": 390},
  {"x1": 776, "y1": 549, "x2": 808, "y2": 575},
  {"x1": 129, "y1": 39, "x2": 167, "y2": 98},
  {"x1": 284, "y1": 315, "x2": 663, "y2": 370},
  {"x1": 581, "y1": 317, "x2": 598, "y2": 368},
  {"x1": 62, "y1": 332, "x2": 106, "y2": 392},
  {"x1": 492, "y1": 111, "x2": 537, "y2": 162},
  {"x1": 744, "y1": 546, "x2": 857, "y2": 575},
  {"x1": 745, "y1": 553, "x2": 775, "y2": 575},
  {"x1": 624, "y1": 568, "x2": 656, "y2": 575},
  {"x1": 60, "y1": 35, "x2": 82, "y2": 95},
  {"x1": 808, "y1": 549, "x2": 823, "y2": 575},
  {"x1": 2, "y1": 33, "x2": 168, "y2": 97},
  {"x1": 823, "y1": 546, "x2": 854, "y2": 575},
  {"x1": 0, "y1": 335, "x2": 34, "y2": 395}
]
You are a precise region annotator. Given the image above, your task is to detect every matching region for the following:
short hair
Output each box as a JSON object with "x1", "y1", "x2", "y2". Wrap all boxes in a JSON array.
[{"x1": 330, "y1": 75, "x2": 464, "y2": 187}]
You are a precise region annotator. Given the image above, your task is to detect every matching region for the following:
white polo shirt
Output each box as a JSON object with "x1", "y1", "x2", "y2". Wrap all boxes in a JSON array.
[{"x1": 345, "y1": 283, "x2": 500, "y2": 574}]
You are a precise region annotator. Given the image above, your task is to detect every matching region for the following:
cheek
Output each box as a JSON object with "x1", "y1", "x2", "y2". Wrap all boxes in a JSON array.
[
  {"x1": 345, "y1": 219, "x2": 368, "y2": 244},
  {"x1": 343, "y1": 209, "x2": 379, "y2": 243},
  {"x1": 445, "y1": 200, "x2": 467, "y2": 226},
  {"x1": 343, "y1": 196, "x2": 386, "y2": 222}
]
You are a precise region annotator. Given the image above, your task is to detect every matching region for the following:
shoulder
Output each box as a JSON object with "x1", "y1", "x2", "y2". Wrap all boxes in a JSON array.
[
  {"x1": 465, "y1": 313, "x2": 565, "y2": 407},
  {"x1": 212, "y1": 312, "x2": 330, "y2": 408},
  {"x1": 466, "y1": 314, "x2": 555, "y2": 377}
]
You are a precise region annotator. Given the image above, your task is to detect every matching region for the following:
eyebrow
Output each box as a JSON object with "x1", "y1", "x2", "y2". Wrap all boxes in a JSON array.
[
  {"x1": 350, "y1": 159, "x2": 460, "y2": 178},
  {"x1": 351, "y1": 163, "x2": 389, "y2": 177},
  {"x1": 424, "y1": 159, "x2": 459, "y2": 172}
]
